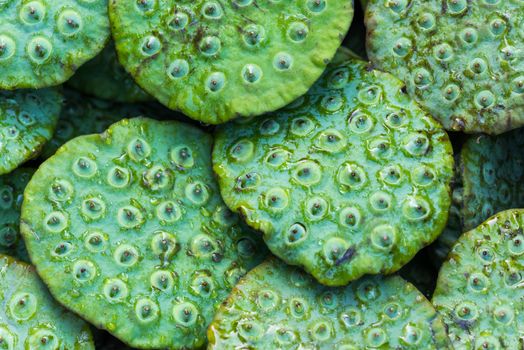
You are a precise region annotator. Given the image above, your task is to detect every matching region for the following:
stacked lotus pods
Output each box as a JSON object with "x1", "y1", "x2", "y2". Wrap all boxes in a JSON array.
[{"x1": 0, "y1": 0, "x2": 522, "y2": 349}]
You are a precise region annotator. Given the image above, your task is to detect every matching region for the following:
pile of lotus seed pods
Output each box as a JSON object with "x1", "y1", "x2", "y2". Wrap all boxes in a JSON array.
[{"x1": 0, "y1": 0, "x2": 523, "y2": 349}]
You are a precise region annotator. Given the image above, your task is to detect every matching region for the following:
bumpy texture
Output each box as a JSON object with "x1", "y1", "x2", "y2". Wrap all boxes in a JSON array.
[
  {"x1": 41, "y1": 90, "x2": 152, "y2": 159},
  {"x1": 432, "y1": 129, "x2": 524, "y2": 264},
  {"x1": 460, "y1": 130, "x2": 524, "y2": 230},
  {"x1": 0, "y1": 255, "x2": 94, "y2": 349},
  {"x1": 0, "y1": 168, "x2": 33, "y2": 262},
  {"x1": 433, "y1": 209, "x2": 524, "y2": 349},
  {"x1": 68, "y1": 42, "x2": 152, "y2": 103},
  {"x1": 0, "y1": 88, "x2": 62, "y2": 174},
  {"x1": 109, "y1": 0, "x2": 353, "y2": 124},
  {"x1": 21, "y1": 117, "x2": 267, "y2": 349},
  {"x1": 214, "y1": 57, "x2": 454, "y2": 286},
  {"x1": 366, "y1": 0, "x2": 524, "y2": 134},
  {"x1": 0, "y1": 0, "x2": 110, "y2": 89},
  {"x1": 208, "y1": 258, "x2": 452, "y2": 349}
]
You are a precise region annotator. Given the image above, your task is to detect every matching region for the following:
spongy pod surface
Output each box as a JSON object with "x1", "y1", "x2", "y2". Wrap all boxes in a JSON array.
[
  {"x1": 0, "y1": 0, "x2": 110, "y2": 89},
  {"x1": 68, "y1": 42, "x2": 152, "y2": 103},
  {"x1": 460, "y1": 130, "x2": 524, "y2": 231},
  {"x1": 365, "y1": 0, "x2": 524, "y2": 134},
  {"x1": 0, "y1": 168, "x2": 34, "y2": 262},
  {"x1": 213, "y1": 57, "x2": 454, "y2": 286},
  {"x1": 109, "y1": 0, "x2": 354, "y2": 124},
  {"x1": 0, "y1": 254, "x2": 95, "y2": 349},
  {"x1": 208, "y1": 258, "x2": 452, "y2": 349},
  {"x1": 0, "y1": 88, "x2": 62, "y2": 175},
  {"x1": 20, "y1": 117, "x2": 267, "y2": 349},
  {"x1": 432, "y1": 209, "x2": 524, "y2": 349}
]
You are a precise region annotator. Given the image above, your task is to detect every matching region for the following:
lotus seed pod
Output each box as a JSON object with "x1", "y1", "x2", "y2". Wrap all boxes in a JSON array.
[
  {"x1": 0, "y1": 88, "x2": 62, "y2": 175},
  {"x1": 40, "y1": 90, "x2": 155, "y2": 159},
  {"x1": 0, "y1": 168, "x2": 34, "y2": 262},
  {"x1": 208, "y1": 258, "x2": 452, "y2": 349},
  {"x1": 365, "y1": 0, "x2": 524, "y2": 134},
  {"x1": 68, "y1": 42, "x2": 152, "y2": 103},
  {"x1": 461, "y1": 130, "x2": 524, "y2": 230},
  {"x1": 433, "y1": 209, "x2": 524, "y2": 349},
  {"x1": 20, "y1": 117, "x2": 267, "y2": 349},
  {"x1": 213, "y1": 56, "x2": 454, "y2": 286},
  {"x1": 0, "y1": 0, "x2": 110, "y2": 89},
  {"x1": 109, "y1": 0, "x2": 353, "y2": 124},
  {"x1": 0, "y1": 254, "x2": 94, "y2": 349}
]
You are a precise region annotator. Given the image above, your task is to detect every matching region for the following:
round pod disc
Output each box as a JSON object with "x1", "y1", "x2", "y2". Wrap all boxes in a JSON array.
[
  {"x1": 109, "y1": 0, "x2": 353, "y2": 124},
  {"x1": 0, "y1": 88, "x2": 62, "y2": 175},
  {"x1": 0, "y1": 168, "x2": 34, "y2": 262},
  {"x1": 432, "y1": 209, "x2": 524, "y2": 349},
  {"x1": 0, "y1": 0, "x2": 110, "y2": 89},
  {"x1": 213, "y1": 57, "x2": 454, "y2": 286},
  {"x1": 0, "y1": 255, "x2": 94, "y2": 349},
  {"x1": 20, "y1": 117, "x2": 267, "y2": 349},
  {"x1": 208, "y1": 258, "x2": 452, "y2": 349},
  {"x1": 68, "y1": 43, "x2": 152, "y2": 103},
  {"x1": 365, "y1": 0, "x2": 524, "y2": 134},
  {"x1": 460, "y1": 130, "x2": 524, "y2": 230}
]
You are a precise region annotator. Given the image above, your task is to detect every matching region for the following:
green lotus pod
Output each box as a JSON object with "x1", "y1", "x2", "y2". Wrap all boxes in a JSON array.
[
  {"x1": 68, "y1": 42, "x2": 152, "y2": 103},
  {"x1": 0, "y1": 254, "x2": 94, "y2": 349},
  {"x1": 433, "y1": 129, "x2": 524, "y2": 264},
  {"x1": 109, "y1": 0, "x2": 353, "y2": 124},
  {"x1": 0, "y1": 0, "x2": 110, "y2": 89},
  {"x1": 213, "y1": 57, "x2": 454, "y2": 286},
  {"x1": 208, "y1": 258, "x2": 452, "y2": 349},
  {"x1": 365, "y1": 0, "x2": 524, "y2": 134},
  {"x1": 20, "y1": 117, "x2": 267, "y2": 349},
  {"x1": 0, "y1": 168, "x2": 34, "y2": 262},
  {"x1": 461, "y1": 130, "x2": 524, "y2": 230},
  {"x1": 0, "y1": 88, "x2": 62, "y2": 175},
  {"x1": 432, "y1": 209, "x2": 524, "y2": 349},
  {"x1": 40, "y1": 90, "x2": 154, "y2": 159}
]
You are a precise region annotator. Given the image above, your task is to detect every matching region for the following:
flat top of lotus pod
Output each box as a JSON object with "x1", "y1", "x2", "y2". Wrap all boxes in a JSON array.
[
  {"x1": 0, "y1": 254, "x2": 94, "y2": 349},
  {"x1": 365, "y1": 0, "x2": 524, "y2": 134},
  {"x1": 0, "y1": 0, "x2": 110, "y2": 89},
  {"x1": 432, "y1": 209, "x2": 524, "y2": 349},
  {"x1": 0, "y1": 88, "x2": 62, "y2": 175},
  {"x1": 460, "y1": 130, "x2": 524, "y2": 231},
  {"x1": 213, "y1": 58, "x2": 453, "y2": 286},
  {"x1": 40, "y1": 90, "x2": 153, "y2": 159},
  {"x1": 208, "y1": 258, "x2": 452, "y2": 349},
  {"x1": 0, "y1": 168, "x2": 34, "y2": 262},
  {"x1": 68, "y1": 43, "x2": 152, "y2": 103},
  {"x1": 20, "y1": 117, "x2": 267, "y2": 349},
  {"x1": 109, "y1": 0, "x2": 353, "y2": 124}
]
